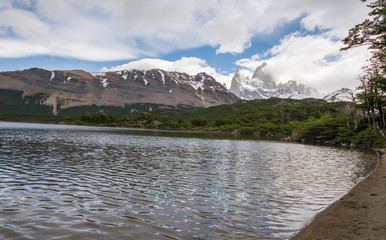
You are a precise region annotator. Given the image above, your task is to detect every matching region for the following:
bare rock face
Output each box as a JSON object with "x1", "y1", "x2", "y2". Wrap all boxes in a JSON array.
[
  {"x1": 251, "y1": 62, "x2": 276, "y2": 90},
  {"x1": 229, "y1": 63, "x2": 320, "y2": 100},
  {"x1": 230, "y1": 69, "x2": 243, "y2": 97},
  {"x1": 0, "y1": 68, "x2": 239, "y2": 114}
]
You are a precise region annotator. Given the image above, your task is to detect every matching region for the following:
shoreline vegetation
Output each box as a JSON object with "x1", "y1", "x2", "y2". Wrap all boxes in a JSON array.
[
  {"x1": 74, "y1": 98, "x2": 383, "y2": 149},
  {"x1": 0, "y1": 98, "x2": 384, "y2": 148}
]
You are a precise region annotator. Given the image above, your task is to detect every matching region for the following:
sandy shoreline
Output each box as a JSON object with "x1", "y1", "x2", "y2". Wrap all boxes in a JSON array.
[{"x1": 291, "y1": 150, "x2": 386, "y2": 240}]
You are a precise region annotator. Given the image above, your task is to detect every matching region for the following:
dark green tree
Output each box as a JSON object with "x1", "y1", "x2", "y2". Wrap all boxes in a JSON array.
[
  {"x1": 341, "y1": 0, "x2": 385, "y2": 63},
  {"x1": 342, "y1": 0, "x2": 386, "y2": 129}
]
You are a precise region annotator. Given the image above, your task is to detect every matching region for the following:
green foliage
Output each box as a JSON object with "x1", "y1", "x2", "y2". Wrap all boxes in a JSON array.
[
  {"x1": 159, "y1": 120, "x2": 180, "y2": 129},
  {"x1": 0, "y1": 88, "x2": 384, "y2": 148},
  {"x1": 71, "y1": 97, "x2": 383, "y2": 147},
  {"x1": 0, "y1": 89, "x2": 53, "y2": 116},
  {"x1": 214, "y1": 119, "x2": 226, "y2": 126},
  {"x1": 58, "y1": 103, "x2": 199, "y2": 116},
  {"x1": 297, "y1": 116, "x2": 347, "y2": 142},
  {"x1": 342, "y1": 0, "x2": 385, "y2": 55},
  {"x1": 351, "y1": 127, "x2": 385, "y2": 148},
  {"x1": 239, "y1": 127, "x2": 256, "y2": 135},
  {"x1": 191, "y1": 119, "x2": 207, "y2": 127},
  {"x1": 342, "y1": 0, "x2": 385, "y2": 130}
]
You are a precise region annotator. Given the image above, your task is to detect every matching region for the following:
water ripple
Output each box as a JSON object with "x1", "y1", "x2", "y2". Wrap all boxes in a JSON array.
[{"x1": 0, "y1": 122, "x2": 377, "y2": 239}]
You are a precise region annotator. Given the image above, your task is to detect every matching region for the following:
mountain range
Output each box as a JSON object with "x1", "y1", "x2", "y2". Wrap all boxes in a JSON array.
[
  {"x1": 0, "y1": 66, "x2": 353, "y2": 116},
  {"x1": 229, "y1": 62, "x2": 321, "y2": 100},
  {"x1": 0, "y1": 68, "x2": 239, "y2": 114}
]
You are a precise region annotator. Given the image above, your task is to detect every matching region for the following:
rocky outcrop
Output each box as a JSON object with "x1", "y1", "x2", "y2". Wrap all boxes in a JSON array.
[
  {"x1": 0, "y1": 68, "x2": 239, "y2": 114},
  {"x1": 251, "y1": 62, "x2": 276, "y2": 90},
  {"x1": 230, "y1": 63, "x2": 320, "y2": 100},
  {"x1": 230, "y1": 69, "x2": 244, "y2": 97}
]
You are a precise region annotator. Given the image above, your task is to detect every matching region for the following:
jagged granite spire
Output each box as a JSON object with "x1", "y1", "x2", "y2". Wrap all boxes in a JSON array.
[
  {"x1": 251, "y1": 62, "x2": 276, "y2": 90},
  {"x1": 230, "y1": 69, "x2": 241, "y2": 97},
  {"x1": 229, "y1": 63, "x2": 320, "y2": 100}
]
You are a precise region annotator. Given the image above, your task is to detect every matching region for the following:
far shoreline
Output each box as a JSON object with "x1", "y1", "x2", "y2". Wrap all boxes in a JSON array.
[{"x1": 0, "y1": 119, "x2": 379, "y2": 151}]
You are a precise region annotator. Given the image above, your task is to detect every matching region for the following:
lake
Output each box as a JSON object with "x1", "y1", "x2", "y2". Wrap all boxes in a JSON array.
[{"x1": 0, "y1": 122, "x2": 377, "y2": 239}]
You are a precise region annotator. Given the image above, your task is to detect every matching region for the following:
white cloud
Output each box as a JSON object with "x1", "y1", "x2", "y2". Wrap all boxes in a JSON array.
[
  {"x1": 0, "y1": 0, "x2": 375, "y2": 94},
  {"x1": 298, "y1": 0, "x2": 369, "y2": 38},
  {"x1": 0, "y1": 8, "x2": 50, "y2": 37},
  {"x1": 105, "y1": 57, "x2": 233, "y2": 87},
  {"x1": 0, "y1": 0, "x2": 12, "y2": 8},
  {"x1": 235, "y1": 32, "x2": 372, "y2": 93},
  {"x1": 0, "y1": 0, "x2": 371, "y2": 60},
  {"x1": 0, "y1": 39, "x2": 49, "y2": 57}
]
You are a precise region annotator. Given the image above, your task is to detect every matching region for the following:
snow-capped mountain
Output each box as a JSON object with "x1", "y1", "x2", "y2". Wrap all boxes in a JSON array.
[
  {"x1": 230, "y1": 63, "x2": 321, "y2": 100},
  {"x1": 0, "y1": 65, "x2": 356, "y2": 116},
  {"x1": 0, "y1": 68, "x2": 239, "y2": 114},
  {"x1": 323, "y1": 88, "x2": 354, "y2": 102}
]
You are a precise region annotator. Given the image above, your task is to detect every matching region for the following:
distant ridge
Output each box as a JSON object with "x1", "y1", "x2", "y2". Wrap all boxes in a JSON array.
[{"x1": 0, "y1": 68, "x2": 239, "y2": 114}]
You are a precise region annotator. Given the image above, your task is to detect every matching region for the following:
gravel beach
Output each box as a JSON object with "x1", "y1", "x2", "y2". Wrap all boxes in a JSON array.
[{"x1": 291, "y1": 150, "x2": 386, "y2": 240}]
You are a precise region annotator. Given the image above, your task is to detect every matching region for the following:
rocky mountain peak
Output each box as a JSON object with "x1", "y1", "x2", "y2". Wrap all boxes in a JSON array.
[
  {"x1": 230, "y1": 69, "x2": 242, "y2": 97},
  {"x1": 250, "y1": 62, "x2": 276, "y2": 90},
  {"x1": 229, "y1": 63, "x2": 319, "y2": 100},
  {"x1": 277, "y1": 80, "x2": 315, "y2": 96},
  {"x1": 252, "y1": 62, "x2": 267, "y2": 79}
]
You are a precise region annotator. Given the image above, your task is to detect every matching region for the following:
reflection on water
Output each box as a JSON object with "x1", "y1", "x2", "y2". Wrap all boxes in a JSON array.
[{"x1": 0, "y1": 122, "x2": 377, "y2": 239}]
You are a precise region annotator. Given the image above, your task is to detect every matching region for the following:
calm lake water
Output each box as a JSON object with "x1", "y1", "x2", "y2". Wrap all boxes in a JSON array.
[{"x1": 0, "y1": 122, "x2": 377, "y2": 239}]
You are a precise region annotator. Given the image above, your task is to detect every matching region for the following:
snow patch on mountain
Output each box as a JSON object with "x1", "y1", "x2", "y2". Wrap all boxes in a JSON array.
[
  {"x1": 100, "y1": 78, "x2": 109, "y2": 88},
  {"x1": 50, "y1": 71, "x2": 55, "y2": 82},
  {"x1": 323, "y1": 88, "x2": 354, "y2": 102},
  {"x1": 159, "y1": 70, "x2": 166, "y2": 85},
  {"x1": 91, "y1": 72, "x2": 106, "y2": 77},
  {"x1": 190, "y1": 73, "x2": 205, "y2": 91},
  {"x1": 230, "y1": 63, "x2": 321, "y2": 100}
]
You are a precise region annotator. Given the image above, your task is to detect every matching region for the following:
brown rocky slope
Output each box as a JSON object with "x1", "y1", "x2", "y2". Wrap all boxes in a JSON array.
[{"x1": 0, "y1": 68, "x2": 239, "y2": 114}]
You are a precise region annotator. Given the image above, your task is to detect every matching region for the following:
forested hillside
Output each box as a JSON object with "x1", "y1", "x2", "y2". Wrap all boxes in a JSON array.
[{"x1": 74, "y1": 98, "x2": 385, "y2": 148}]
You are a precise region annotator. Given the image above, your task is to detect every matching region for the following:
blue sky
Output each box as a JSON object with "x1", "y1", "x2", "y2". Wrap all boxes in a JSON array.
[
  {"x1": 0, "y1": 14, "x2": 303, "y2": 73},
  {"x1": 0, "y1": 0, "x2": 372, "y2": 92}
]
